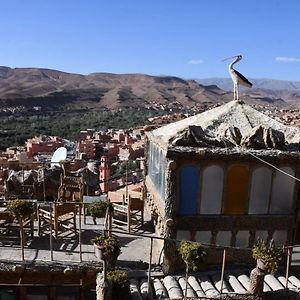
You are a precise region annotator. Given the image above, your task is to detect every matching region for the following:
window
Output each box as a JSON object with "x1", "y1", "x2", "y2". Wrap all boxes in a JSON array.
[
  {"x1": 148, "y1": 142, "x2": 167, "y2": 201},
  {"x1": 179, "y1": 165, "x2": 199, "y2": 215},
  {"x1": 223, "y1": 164, "x2": 249, "y2": 214},
  {"x1": 200, "y1": 165, "x2": 224, "y2": 214}
]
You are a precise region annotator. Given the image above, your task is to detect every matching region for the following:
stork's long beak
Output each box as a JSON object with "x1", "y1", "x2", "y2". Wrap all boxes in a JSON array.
[{"x1": 222, "y1": 55, "x2": 240, "y2": 62}]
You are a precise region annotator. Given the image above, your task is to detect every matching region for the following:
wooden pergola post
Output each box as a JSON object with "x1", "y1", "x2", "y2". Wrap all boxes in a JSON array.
[{"x1": 19, "y1": 219, "x2": 25, "y2": 261}]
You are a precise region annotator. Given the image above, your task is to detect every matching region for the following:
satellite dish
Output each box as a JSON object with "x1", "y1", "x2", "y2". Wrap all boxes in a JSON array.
[{"x1": 51, "y1": 147, "x2": 67, "y2": 167}]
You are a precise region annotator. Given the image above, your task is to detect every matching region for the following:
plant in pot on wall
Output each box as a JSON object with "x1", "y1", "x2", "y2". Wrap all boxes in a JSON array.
[
  {"x1": 91, "y1": 235, "x2": 121, "y2": 267},
  {"x1": 107, "y1": 270, "x2": 131, "y2": 300},
  {"x1": 179, "y1": 241, "x2": 207, "y2": 298},
  {"x1": 179, "y1": 240, "x2": 207, "y2": 272},
  {"x1": 6, "y1": 199, "x2": 35, "y2": 260},
  {"x1": 250, "y1": 239, "x2": 283, "y2": 296},
  {"x1": 88, "y1": 200, "x2": 113, "y2": 225},
  {"x1": 252, "y1": 239, "x2": 283, "y2": 274},
  {"x1": 7, "y1": 199, "x2": 35, "y2": 223}
]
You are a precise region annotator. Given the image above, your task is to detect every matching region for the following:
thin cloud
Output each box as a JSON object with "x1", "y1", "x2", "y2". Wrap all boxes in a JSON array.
[
  {"x1": 187, "y1": 59, "x2": 203, "y2": 65},
  {"x1": 275, "y1": 56, "x2": 300, "y2": 62}
]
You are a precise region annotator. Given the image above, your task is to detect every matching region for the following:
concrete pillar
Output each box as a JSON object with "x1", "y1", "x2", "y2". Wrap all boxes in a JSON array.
[
  {"x1": 96, "y1": 271, "x2": 111, "y2": 300},
  {"x1": 249, "y1": 266, "x2": 266, "y2": 297}
]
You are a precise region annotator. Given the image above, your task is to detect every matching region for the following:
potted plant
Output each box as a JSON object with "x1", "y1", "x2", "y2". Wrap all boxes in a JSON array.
[
  {"x1": 107, "y1": 270, "x2": 131, "y2": 300},
  {"x1": 6, "y1": 199, "x2": 35, "y2": 260},
  {"x1": 91, "y1": 235, "x2": 121, "y2": 266},
  {"x1": 178, "y1": 240, "x2": 207, "y2": 272},
  {"x1": 252, "y1": 239, "x2": 283, "y2": 274},
  {"x1": 88, "y1": 200, "x2": 113, "y2": 224},
  {"x1": 6, "y1": 199, "x2": 35, "y2": 222}
]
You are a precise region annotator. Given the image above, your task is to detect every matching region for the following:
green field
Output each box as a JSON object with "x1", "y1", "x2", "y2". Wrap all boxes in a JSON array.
[{"x1": 0, "y1": 108, "x2": 170, "y2": 150}]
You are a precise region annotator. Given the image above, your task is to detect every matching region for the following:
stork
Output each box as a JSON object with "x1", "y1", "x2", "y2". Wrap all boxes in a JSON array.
[{"x1": 223, "y1": 55, "x2": 252, "y2": 101}]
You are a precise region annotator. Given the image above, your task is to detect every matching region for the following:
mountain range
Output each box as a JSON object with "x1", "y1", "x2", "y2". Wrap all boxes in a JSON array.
[
  {"x1": 196, "y1": 78, "x2": 300, "y2": 108},
  {"x1": 197, "y1": 78, "x2": 300, "y2": 91},
  {"x1": 0, "y1": 66, "x2": 299, "y2": 112}
]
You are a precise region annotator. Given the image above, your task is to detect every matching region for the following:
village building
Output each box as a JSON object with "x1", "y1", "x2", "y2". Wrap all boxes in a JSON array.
[
  {"x1": 76, "y1": 129, "x2": 145, "y2": 162},
  {"x1": 145, "y1": 100, "x2": 300, "y2": 272},
  {"x1": 76, "y1": 137, "x2": 103, "y2": 160},
  {"x1": 26, "y1": 135, "x2": 63, "y2": 158}
]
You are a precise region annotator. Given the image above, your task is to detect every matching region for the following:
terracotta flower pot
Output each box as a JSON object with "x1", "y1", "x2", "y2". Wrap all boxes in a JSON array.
[
  {"x1": 256, "y1": 258, "x2": 268, "y2": 271},
  {"x1": 94, "y1": 243, "x2": 106, "y2": 260},
  {"x1": 94, "y1": 244, "x2": 114, "y2": 268}
]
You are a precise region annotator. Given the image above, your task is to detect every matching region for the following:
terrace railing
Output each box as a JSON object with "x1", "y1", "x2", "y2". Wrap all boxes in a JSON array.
[{"x1": 0, "y1": 199, "x2": 300, "y2": 292}]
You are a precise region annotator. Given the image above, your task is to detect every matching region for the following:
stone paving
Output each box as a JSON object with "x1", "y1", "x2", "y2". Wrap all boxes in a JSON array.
[
  {"x1": 1, "y1": 208, "x2": 300, "y2": 300},
  {"x1": 1, "y1": 204, "x2": 300, "y2": 271},
  {"x1": 0, "y1": 206, "x2": 162, "y2": 267}
]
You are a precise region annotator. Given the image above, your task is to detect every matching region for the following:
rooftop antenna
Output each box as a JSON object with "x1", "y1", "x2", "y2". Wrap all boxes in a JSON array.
[{"x1": 222, "y1": 54, "x2": 252, "y2": 101}]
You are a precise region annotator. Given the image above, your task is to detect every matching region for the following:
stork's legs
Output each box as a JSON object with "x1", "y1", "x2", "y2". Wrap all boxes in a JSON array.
[
  {"x1": 233, "y1": 84, "x2": 235, "y2": 100},
  {"x1": 233, "y1": 84, "x2": 236, "y2": 100},
  {"x1": 233, "y1": 83, "x2": 239, "y2": 100}
]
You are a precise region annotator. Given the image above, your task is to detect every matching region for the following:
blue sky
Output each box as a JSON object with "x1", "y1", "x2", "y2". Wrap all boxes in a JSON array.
[{"x1": 1, "y1": 0, "x2": 300, "y2": 80}]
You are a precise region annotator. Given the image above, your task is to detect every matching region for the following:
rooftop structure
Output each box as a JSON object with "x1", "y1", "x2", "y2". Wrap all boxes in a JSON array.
[{"x1": 145, "y1": 100, "x2": 300, "y2": 273}]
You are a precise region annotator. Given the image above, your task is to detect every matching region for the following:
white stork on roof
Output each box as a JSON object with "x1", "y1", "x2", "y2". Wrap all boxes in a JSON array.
[{"x1": 223, "y1": 55, "x2": 252, "y2": 101}]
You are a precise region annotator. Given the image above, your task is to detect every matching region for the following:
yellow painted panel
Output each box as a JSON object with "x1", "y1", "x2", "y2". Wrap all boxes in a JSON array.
[{"x1": 224, "y1": 165, "x2": 249, "y2": 214}]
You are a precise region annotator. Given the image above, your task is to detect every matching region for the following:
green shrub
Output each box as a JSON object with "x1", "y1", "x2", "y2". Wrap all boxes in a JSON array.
[
  {"x1": 179, "y1": 241, "x2": 207, "y2": 271},
  {"x1": 91, "y1": 235, "x2": 121, "y2": 261},
  {"x1": 252, "y1": 239, "x2": 283, "y2": 274},
  {"x1": 107, "y1": 270, "x2": 131, "y2": 300},
  {"x1": 7, "y1": 199, "x2": 34, "y2": 220},
  {"x1": 88, "y1": 200, "x2": 113, "y2": 222}
]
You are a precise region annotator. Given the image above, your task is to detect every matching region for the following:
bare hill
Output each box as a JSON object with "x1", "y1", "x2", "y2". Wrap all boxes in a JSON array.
[{"x1": 0, "y1": 67, "x2": 288, "y2": 111}]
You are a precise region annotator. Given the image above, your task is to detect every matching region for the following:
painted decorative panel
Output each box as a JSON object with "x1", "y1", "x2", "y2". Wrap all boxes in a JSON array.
[
  {"x1": 270, "y1": 167, "x2": 295, "y2": 214},
  {"x1": 148, "y1": 142, "x2": 167, "y2": 201},
  {"x1": 195, "y1": 231, "x2": 211, "y2": 245},
  {"x1": 249, "y1": 167, "x2": 272, "y2": 214},
  {"x1": 179, "y1": 165, "x2": 199, "y2": 215},
  {"x1": 272, "y1": 230, "x2": 288, "y2": 245},
  {"x1": 236, "y1": 231, "x2": 250, "y2": 247},
  {"x1": 216, "y1": 231, "x2": 231, "y2": 247},
  {"x1": 255, "y1": 230, "x2": 269, "y2": 242},
  {"x1": 176, "y1": 230, "x2": 191, "y2": 242},
  {"x1": 200, "y1": 165, "x2": 224, "y2": 214},
  {"x1": 224, "y1": 165, "x2": 249, "y2": 214}
]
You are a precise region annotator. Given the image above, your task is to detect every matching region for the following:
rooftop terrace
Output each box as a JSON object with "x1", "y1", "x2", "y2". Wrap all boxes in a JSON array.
[{"x1": 1, "y1": 196, "x2": 300, "y2": 299}]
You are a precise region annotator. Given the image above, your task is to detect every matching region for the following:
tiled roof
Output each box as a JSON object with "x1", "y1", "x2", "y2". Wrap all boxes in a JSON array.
[{"x1": 129, "y1": 270, "x2": 300, "y2": 299}]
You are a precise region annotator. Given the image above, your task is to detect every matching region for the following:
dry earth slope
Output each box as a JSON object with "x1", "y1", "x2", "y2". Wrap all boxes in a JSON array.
[{"x1": 0, "y1": 66, "x2": 287, "y2": 111}]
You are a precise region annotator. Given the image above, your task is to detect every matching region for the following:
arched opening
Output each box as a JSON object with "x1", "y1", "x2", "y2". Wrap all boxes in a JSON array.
[
  {"x1": 200, "y1": 165, "x2": 224, "y2": 214},
  {"x1": 249, "y1": 166, "x2": 272, "y2": 214},
  {"x1": 270, "y1": 167, "x2": 295, "y2": 214},
  {"x1": 179, "y1": 165, "x2": 199, "y2": 215},
  {"x1": 223, "y1": 164, "x2": 249, "y2": 214}
]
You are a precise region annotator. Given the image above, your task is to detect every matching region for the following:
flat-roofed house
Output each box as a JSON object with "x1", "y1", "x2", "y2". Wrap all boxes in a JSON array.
[{"x1": 145, "y1": 100, "x2": 300, "y2": 273}]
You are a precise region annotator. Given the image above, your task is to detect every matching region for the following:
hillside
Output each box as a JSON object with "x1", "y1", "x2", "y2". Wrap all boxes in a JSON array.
[{"x1": 0, "y1": 67, "x2": 287, "y2": 112}]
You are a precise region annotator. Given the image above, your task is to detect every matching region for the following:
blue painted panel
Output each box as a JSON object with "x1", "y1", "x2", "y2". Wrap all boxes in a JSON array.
[{"x1": 179, "y1": 165, "x2": 199, "y2": 215}]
